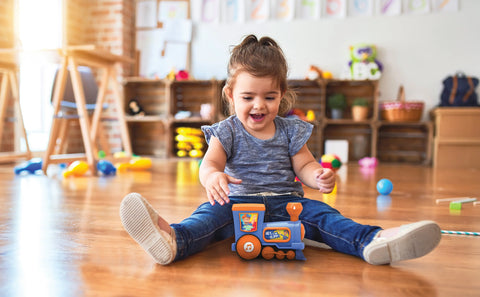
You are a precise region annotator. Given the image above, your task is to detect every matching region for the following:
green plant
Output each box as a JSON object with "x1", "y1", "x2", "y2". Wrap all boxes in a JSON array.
[
  {"x1": 327, "y1": 93, "x2": 347, "y2": 110},
  {"x1": 352, "y1": 97, "x2": 369, "y2": 107}
]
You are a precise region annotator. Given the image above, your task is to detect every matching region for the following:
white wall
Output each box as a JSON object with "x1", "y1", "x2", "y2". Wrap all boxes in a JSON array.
[{"x1": 190, "y1": 0, "x2": 480, "y2": 119}]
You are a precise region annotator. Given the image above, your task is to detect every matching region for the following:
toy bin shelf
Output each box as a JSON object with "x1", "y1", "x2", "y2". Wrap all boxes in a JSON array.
[
  {"x1": 376, "y1": 121, "x2": 433, "y2": 164},
  {"x1": 432, "y1": 107, "x2": 480, "y2": 168}
]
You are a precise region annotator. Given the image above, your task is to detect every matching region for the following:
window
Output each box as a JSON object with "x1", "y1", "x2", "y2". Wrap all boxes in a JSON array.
[{"x1": 16, "y1": 0, "x2": 63, "y2": 151}]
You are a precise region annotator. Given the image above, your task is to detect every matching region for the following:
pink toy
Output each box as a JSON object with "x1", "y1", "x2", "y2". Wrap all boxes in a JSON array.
[{"x1": 358, "y1": 157, "x2": 378, "y2": 168}]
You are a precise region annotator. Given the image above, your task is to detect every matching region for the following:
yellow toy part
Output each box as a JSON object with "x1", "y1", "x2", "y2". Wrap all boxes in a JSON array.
[
  {"x1": 63, "y1": 160, "x2": 89, "y2": 178},
  {"x1": 188, "y1": 149, "x2": 203, "y2": 158},
  {"x1": 176, "y1": 127, "x2": 203, "y2": 136},
  {"x1": 177, "y1": 150, "x2": 187, "y2": 157},
  {"x1": 306, "y1": 110, "x2": 316, "y2": 121},
  {"x1": 116, "y1": 157, "x2": 152, "y2": 172},
  {"x1": 175, "y1": 134, "x2": 203, "y2": 143}
]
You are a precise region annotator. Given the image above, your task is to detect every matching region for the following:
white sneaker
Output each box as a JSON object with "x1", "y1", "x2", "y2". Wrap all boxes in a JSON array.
[
  {"x1": 120, "y1": 193, "x2": 177, "y2": 265},
  {"x1": 363, "y1": 220, "x2": 441, "y2": 265}
]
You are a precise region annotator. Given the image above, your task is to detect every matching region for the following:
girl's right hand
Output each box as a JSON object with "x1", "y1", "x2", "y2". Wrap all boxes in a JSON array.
[{"x1": 205, "y1": 172, "x2": 242, "y2": 206}]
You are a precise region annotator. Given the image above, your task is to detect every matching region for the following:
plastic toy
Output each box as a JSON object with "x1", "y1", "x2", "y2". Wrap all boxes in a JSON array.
[
  {"x1": 116, "y1": 157, "x2": 152, "y2": 172},
  {"x1": 306, "y1": 110, "x2": 316, "y2": 121},
  {"x1": 376, "y1": 178, "x2": 393, "y2": 195},
  {"x1": 441, "y1": 230, "x2": 480, "y2": 236},
  {"x1": 348, "y1": 44, "x2": 383, "y2": 80},
  {"x1": 14, "y1": 158, "x2": 43, "y2": 175},
  {"x1": 232, "y1": 202, "x2": 306, "y2": 261},
  {"x1": 449, "y1": 198, "x2": 477, "y2": 210},
  {"x1": 175, "y1": 70, "x2": 189, "y2": 81},
  {"x1": 358, "y1": 157, "x2": 378, "y2": 168},
  {"x1": 63, "y1": 161, "x2": 89, "y2": 178},
  {"x1": 320, "y1": 154, "x2": 342, "y2": 171},
  {"x1": 286, "y1": 108, "x2": 307, "y2": 121},
  {"x1": 98, "y1": 150, "x2": 106, "y2": 159},
  {"x1": 175, "y1": 127, "x2": 205, "y2": 158},
  {"x1": 97, "y1": 160, "x2": 117, "y2": 176},
  {"x1": 166, "y1": 68, "x2": 176, "y2": 81},
  {"x1": 305, "y1": 65, "x2": 333, "y2": 80}
]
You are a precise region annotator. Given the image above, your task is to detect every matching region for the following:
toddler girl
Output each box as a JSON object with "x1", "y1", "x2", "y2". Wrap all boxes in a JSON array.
[{"x1": 120, "y1": 35, "x2": 441, "y2": 265}]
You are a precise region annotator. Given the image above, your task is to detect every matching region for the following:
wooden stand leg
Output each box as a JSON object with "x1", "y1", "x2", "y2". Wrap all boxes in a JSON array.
[
  {"x1": 0, "y1": 73, "x2": 8, "y2": 143},
  {"x1": 43, "y1": 57, "x2": 69, "y2": 173},
  {"x1": 109, "y1": 65, "x2": 132, "y2": 156},
  {"x1": 9, "y1": 70, "x2": 31, "y2": 159},
  {"x1": 68, "y1": 58, "x2": 96, "y2": 174}
]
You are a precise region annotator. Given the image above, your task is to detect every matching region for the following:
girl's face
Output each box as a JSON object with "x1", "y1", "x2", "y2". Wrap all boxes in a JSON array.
[{"x1": 226, "y1": 72, "x2": 283, "y2": 139}]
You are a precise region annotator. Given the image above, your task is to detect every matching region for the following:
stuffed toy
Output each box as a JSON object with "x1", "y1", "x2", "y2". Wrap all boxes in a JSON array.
[
  {"x1": 348, "y1": 44, "x2": 383, "y2": 80},
  {"x1": 128, "y1": 99, "x2": 145, "y2": 116},
  {"x1": 306, "y1": 65, "x2": 333, "y2": 80}
]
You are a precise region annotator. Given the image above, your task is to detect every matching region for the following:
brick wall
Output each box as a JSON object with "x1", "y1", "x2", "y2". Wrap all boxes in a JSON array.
[{"x1": 65, "y1": 0, "x2": 135, "y2": 154}]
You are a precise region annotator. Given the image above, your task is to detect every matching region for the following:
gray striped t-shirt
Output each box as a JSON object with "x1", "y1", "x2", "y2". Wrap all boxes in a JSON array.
[{"x1": 201, "y1": 115, "x2": 313, "y2": 197}]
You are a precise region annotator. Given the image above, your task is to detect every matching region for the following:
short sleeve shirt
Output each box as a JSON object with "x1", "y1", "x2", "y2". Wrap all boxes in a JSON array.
[{"x1": 201, "y1": 115, "x2": 313, "y2": 196}]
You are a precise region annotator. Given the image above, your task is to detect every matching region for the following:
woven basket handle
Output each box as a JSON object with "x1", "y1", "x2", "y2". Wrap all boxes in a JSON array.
[{"x1": 397, "y1": 85, "x2": 405, "y2": 103}]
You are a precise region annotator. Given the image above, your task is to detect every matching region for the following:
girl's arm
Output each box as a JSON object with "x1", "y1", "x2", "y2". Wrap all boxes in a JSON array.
[
  {"x1": 291, "y1": 144, "x2": 336, "y2": 193},
  {"x1": 199, "y1": 136, "x2": 242, "y2": 205}
]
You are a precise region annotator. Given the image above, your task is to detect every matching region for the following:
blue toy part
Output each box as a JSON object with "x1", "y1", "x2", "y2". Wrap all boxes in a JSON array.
[
  {"x1": 376, "y1": 178, "x2": 393, "y2": 195},
  {"x1": 231, "y1": 203, "x2": 306, "y2": 261},
  {"x1": 14, "y1": 158, "x2": 43, "y2": 175},
  {"x1": 97, "y1": 160, "x2": 117, "y2": 176}
]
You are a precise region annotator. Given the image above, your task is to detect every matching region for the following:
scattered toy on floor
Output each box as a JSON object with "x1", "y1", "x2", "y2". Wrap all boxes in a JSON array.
[
  {"x1": 63, "y1": 161, "x2": 89, "y2": 178},
  {"x1": 14, "y1": 158, "x2": 43, "y2": 175},
  {"x1": 116, "y1": 157, "x2": 152, "y2": 172},
  {"x1": 97, "y1": 160, "x2": 117, "y2": 176},
  {"x1": 358, "y1": 157, "x2": 378, "y2": 168},
  {"x1": 376, "y1": 178, "x2": 393, "y2": 195}
]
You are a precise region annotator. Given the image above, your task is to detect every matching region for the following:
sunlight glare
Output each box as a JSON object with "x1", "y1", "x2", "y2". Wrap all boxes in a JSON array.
[{"x1": 18, "y1": 0, "x2": 62, "y2": 50}]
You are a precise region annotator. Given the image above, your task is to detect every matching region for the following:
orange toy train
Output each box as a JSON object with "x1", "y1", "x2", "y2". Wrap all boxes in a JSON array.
[{"x1": 232, "y1": 203, "x2": 306, "y2": 260}]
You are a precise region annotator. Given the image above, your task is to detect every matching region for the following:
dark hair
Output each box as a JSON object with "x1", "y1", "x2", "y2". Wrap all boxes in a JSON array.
[{"x1": 223, "y1": 35, "x2": 295, "y2": 116}]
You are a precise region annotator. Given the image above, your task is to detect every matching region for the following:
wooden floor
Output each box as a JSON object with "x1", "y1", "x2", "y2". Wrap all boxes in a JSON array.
[{"x1": 0, "y1": 159, "x2": 479, "y2": 297}]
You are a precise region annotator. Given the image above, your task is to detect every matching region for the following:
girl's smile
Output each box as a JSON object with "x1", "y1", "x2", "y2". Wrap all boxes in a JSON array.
[{"x1": 226, "y1": 72, "x2": 283, "y2": 139}]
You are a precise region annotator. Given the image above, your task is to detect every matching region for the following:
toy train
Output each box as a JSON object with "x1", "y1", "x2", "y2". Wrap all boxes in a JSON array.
[{"x1": 232, "y1": 202, "x2": 306, "y2": 261}]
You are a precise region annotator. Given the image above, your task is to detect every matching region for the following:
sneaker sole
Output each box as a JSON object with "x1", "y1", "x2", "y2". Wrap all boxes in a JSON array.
[
  {"x1": 120, "y1": 193, "x2": 174, "y2": 265},
  {"x1": 364, "y1": 220, "x2": 441, "y2": 265}
]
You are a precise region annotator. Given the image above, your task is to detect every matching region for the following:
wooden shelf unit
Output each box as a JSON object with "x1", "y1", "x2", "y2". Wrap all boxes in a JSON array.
[
  {"x1": 123, "y1": 78, "x2": 223, "y2": 157},
  {"x1": 377, "y1": 121, "x2": 433, "y2": 165},
  {"x1": 124, "y1": 78, "x2": 432, "y2": 164},
  {"x1": 432, "y1": 107, "x2": 480, "y2": 168}
]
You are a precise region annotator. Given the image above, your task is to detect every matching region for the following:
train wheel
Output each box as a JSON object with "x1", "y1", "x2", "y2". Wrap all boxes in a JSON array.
[
  {"x1": 261, "y1": 246, "x2": 275, "y2": 260},
  {"x1": 275, "y1": 250, "x2": 285, "y2": 260},
  {"x1": 236, "y1": 235, "x2": 261, "y2": 260},
  {"x1": 286, "y1": 250, "x2": 296, "y2": 260}
]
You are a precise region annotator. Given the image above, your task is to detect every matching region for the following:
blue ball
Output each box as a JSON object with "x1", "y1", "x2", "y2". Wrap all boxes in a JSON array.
[{"x1": 376, "y1": 178, "x2": 393, "y2": 195}]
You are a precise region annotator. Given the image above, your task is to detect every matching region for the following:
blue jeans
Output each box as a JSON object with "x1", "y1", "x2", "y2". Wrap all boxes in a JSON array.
[{"x1": 171, "y1": 195, "x2": 381, "y2": 262}]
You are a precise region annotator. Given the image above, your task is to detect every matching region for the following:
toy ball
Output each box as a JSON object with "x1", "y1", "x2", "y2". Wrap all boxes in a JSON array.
[
  {"x1": 320, "y1": 154, "x2": 342, "y2": 171},
  {"x1": 376, "y1": 178, "x2": 393, "y2": 195}
]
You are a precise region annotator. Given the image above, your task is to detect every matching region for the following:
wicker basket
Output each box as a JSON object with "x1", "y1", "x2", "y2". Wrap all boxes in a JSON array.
[{"x1": 380, "y1": 86, "x2": 424, "y2": 122}]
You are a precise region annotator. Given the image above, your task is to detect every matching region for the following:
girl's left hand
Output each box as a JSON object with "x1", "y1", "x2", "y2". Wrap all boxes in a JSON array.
[{"x1": 315, "y1": 168, "x2": 335, "y2": 193}]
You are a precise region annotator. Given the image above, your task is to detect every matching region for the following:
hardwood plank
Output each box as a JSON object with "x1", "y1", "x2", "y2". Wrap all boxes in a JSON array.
[{"x1": 0, "y1": 160, "x2": 479, "y2": 296}]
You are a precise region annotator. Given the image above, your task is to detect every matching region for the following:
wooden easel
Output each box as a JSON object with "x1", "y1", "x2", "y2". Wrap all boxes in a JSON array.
[
  {"x1": 42, "y1": 45, "x2": 134, "y2": 174},
  {"x1": 0, "y1": 51, "x2": 31, "y2": 163}
]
